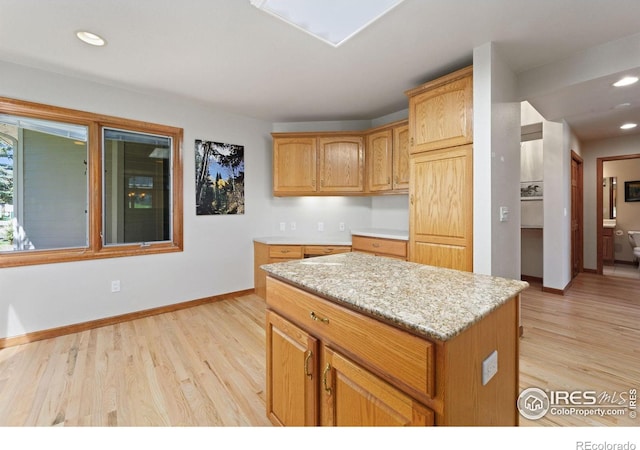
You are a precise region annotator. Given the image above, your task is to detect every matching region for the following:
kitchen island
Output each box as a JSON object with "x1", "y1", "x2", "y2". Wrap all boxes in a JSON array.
[{"x1": 261, "y1": 252, "x2": 529, "y2": 426}]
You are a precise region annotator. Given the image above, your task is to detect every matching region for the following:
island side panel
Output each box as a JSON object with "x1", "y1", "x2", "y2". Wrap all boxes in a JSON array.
[{"x1": 438, "y1": 296, "x2": 519, "y2": 426}]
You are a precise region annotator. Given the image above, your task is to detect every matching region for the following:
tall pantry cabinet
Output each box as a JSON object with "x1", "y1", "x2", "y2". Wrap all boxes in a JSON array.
[{"x1": 406, "y1": 66, "x2": 473, "y2": 272}]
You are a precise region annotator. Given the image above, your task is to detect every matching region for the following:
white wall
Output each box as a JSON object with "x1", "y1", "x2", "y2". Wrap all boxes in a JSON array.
[
  {"x1": 583, "y1": 134, "x2": 640, "y2": 269},
  {"x1": 473, "y1": 42, "x2": 521, "y2": 279}
]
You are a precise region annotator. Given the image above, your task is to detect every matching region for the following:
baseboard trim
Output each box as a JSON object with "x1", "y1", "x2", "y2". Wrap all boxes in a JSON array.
[
  {"x1": 521, "y1": 275, "x2": 543, "y2": 284},
  {"x1": 0, "y1": 288, "x2": 255, "y2": 350},
  {"x1": 542, "y1": 278, "x2": 573, "y2": 296},
  {"x1": 583, "y1": 268, "x2": 598, "y2": 274}
]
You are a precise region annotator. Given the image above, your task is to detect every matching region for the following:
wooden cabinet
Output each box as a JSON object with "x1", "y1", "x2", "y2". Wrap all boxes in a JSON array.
[
  {"x1": 320, "y1": 347, "x2": 434, "y2": 426},
  {"x1": 272, "y1": 122, "x2": 407, "y2": 197},
  {"x1": 273, "y1": 137, "x2": 317, "y2": 194},
  {"x1": 266, "y1": 277, "x2": 435, "y2": 426},
  {"x1": 351, "y1": 235, "x2": 407, "y2": 260},
  {"x1": 266, "y1": 311, "x2": 318, "y2": 426},
  {"x1": 366, "y1": 128, "x2": 393, "y2": 192},
  {"x1": 365, "y1": 121, "x2": 409, "y2": 194},
  {"x1": 392, "y1": 123, "x2": 410, "y2": 190},
  {"x1": 266, "y1": 276, "x2": 519, "y2": 426},
  {"x1": 317, "y1": 136, "x2": 364, "y2": 193},
  {"x1": 272, "y1": 133, "x2": 363, "y2": 196},
  {"x1": 406, "y1": 66, "x2": 473, "y2": 154},
  {"x1": 406, "y1": 66, "x2": 473, "y2": 272},
  {"x1": 409, "y1": 145, "x2": 473, "y2": 271},
  {"x1": 602, "y1": 227, "x2": 614, "y2": 265},
  {"x1": 254, "y1": 241, "x2": 351, "y2": 299}
]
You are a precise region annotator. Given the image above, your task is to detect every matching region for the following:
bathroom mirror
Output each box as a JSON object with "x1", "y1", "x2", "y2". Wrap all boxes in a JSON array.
[{"x1": 603, "y1": 176, "x2": 617, "y2": 219}]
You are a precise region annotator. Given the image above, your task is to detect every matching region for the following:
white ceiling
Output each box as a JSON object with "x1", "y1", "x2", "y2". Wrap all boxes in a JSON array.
[{"x1": 1, "y1": 0, "x2": 640, "y2": 141}]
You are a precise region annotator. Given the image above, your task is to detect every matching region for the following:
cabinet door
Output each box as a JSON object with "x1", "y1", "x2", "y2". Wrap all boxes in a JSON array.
[
  {"x1": 318, "y1": 136, "x2": 364, "y2": 193},
  {"x1": 408, "y1": 72, "x2": 472, "y2": 154},
  {"x1": 392, "y1": 124, "x2": 410, "y2": 190},
  {"x1": 320, "y1": 347, "x2": 434, "y2": 426},
  {"x1": 409, "y1": 145, "x2": 473, "y2": 271},
  {"x1": 273, "y1": 137, "x2": 317, "y2": 195},
  {"x1": 266, "y1": 311, "x2": 319, "y2": 426},
  {"x1": 366, "y1": 129, "x2": 393, "y2": 192}
]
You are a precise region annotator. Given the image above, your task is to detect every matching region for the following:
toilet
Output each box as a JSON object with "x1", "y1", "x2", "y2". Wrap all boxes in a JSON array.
[{"x1": 628, "y1": 231, "x2": 640, "y2": 268}]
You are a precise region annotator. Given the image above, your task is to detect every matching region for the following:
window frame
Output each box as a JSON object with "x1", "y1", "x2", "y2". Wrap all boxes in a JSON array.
[{"x1": 0, "y1": 96, "x2": 183, "y2": 268}]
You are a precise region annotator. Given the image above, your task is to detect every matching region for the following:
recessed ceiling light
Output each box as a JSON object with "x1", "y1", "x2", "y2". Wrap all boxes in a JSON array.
[
  {"x1": 250, "y1": 0, "x2": 404, "y2": 47},
  {"x1": 76, "y1": 31, "x2": 106, "y2": 46},
  {"x1": 613, "y1": 76, "x2": 638, "y2": 87},
  {"x1": 620, "y1": 123, "x2": 637, "y2": 130}
]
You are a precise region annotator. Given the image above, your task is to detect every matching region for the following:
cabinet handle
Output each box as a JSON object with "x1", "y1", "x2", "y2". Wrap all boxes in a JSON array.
[
  {"x1": 322, "y1": 363, "x2": 332, "y2": 396},
  {"x1": 280, "y1": 250, "x2": 290, "y2": 254},
  {"x1": 410, "y1": 194, "x2": 414, "y2": 205},
  {"x1": 304, "y1": 350, "x2": 313, "y2": 379},
  {"x1": 310, "y1": 311, "x2": 330, "y2": 324},
  {"x1": 372, "y1": 243, "x2": 381, "y2": 248},
  {"x1": 410, "y1": 137, "x2": 414, "y2": 146}
]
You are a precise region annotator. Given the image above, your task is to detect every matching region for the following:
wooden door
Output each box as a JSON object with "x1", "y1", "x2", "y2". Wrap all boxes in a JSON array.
[
  {"x1": 409, "y1": 145, "x2": 473, "y2": 271},
  {"x1": 318, "y1": 136, "x2": 364, "y2": 193},
  {"x1": 392, "y1": 123, "x2": 410, "y2": 190},
  {"x1": 320, "y1": 347, "x2": 434, "y2": 426},
  {"x1": 571, "y1": 152, "x2": 583, "y2": 278},
  {"x1": 273, "y1": 137, "x2": 317, "y2": 195},
  {"x1": 406, "y1": 67, "x2": 473, "y2": 154},
  {"x1": 266, "y1": 311, "x2": 318, "y2": 426},
  {"x1": 366, "y1": 129, "x2": 393, "y2": 192}
]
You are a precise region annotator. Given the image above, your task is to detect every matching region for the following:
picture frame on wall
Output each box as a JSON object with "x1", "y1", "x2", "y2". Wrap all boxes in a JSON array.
[
  {"x1": 624, "y1": 180, "x2": 640, "y2": 202},
  {"x1": 520, "y1": 181, "x2": 543, "y2": 200}
]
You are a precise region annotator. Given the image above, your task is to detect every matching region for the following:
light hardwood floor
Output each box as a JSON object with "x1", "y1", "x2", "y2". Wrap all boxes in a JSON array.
[{"x1": 0, "y1": 272, "x2": 638, "y2": 426}]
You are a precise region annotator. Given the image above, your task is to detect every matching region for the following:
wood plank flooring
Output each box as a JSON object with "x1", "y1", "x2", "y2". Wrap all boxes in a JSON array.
[{"x1": 0, "y1": 272, "x2": 638, "y2": 426}]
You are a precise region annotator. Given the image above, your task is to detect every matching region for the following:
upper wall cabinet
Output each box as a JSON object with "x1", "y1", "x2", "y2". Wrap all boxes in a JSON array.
[
  {"x1": 318, "y1": 135, "x2": 364, "y2": 193},
  {"x1": 273, "y1": 137, "x2": 317, "y2": 194},
  {"x1": 365, "y1": 120, "x2": 410, "y2": 194},
  {"x1": 272, "y1": 133, "x2": 364, "y2": 196},
  {"x1": 406, "y1": 66, "x2": 473, "y2": 154}
]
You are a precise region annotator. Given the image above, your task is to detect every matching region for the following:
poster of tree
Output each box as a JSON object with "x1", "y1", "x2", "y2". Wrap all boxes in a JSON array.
[{"x1": 195, "y1": 139, "x2": 245, "y2": 215}]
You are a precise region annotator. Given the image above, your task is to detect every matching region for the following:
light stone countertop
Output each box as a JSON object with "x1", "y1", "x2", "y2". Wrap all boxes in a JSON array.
[
  {"x1": 253, "y1": 236, "x2": 352, "y2": 246},
  {"x1": 350, "y1": 228, "x2": 409, "y2": 241},
  {"x1": 261, "y1": 252, "x2": 529, "y2": 342}
]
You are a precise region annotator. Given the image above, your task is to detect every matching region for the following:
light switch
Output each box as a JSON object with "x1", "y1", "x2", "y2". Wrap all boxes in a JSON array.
[{"x1": 499, "y1": 206, "x2": 509, "y2": 222}]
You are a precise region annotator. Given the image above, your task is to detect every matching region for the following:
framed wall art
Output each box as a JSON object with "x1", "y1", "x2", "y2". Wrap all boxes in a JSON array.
[{"x1": 195, "y1": 140, "x2": 245, "y2": 215}]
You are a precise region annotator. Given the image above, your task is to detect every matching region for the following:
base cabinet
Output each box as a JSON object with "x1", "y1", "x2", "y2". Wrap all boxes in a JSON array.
[
  {"x1": 321, "y1": 347, "x2": 434, "y2": 426},
  {"x1": 265, "y1": 276, "x2": 519, "y2": 427}
]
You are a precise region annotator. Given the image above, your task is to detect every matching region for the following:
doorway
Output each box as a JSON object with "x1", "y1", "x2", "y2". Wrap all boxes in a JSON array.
[{"x1": 596, "y1": 153, "x2": 640, "y2": 276}]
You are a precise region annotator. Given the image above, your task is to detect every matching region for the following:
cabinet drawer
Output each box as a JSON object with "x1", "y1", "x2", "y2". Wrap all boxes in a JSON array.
[
  {"x1": 351, "y1": 235, "x2": 407, "y2": 258},
  {"x1": 266, "y1": 277, "x2": 434, "y2": 400},
  {"x1": 269, "y1": 245, "x2": 304, "y2": 259},
  {"x1": 303, "y1": 245, "x2": 351, "y2": 257}
]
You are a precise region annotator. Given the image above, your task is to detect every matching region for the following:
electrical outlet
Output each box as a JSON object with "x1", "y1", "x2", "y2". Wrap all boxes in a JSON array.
[
  {"x1": 339, "y1": 222, "x2": 345, "y2": 231},
  {"x1": 317, "y1": 222, "x2": 324, "y2": 232},
  {"x1": 279, "y1": 222, "x2": 286, "y2": 232},
  {"x1": 111, "y1": 280, "x2": 121, "y2": 293},
  {"x1": 290, "y1": 222, "x2": 296, "y2": 231},
  {"x1": 482, "y1": 350, "x2": 498, "y2": 385}
]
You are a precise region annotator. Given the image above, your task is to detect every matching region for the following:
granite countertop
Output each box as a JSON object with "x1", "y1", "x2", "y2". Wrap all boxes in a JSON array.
[
  {"x1": 350, "y1": 228, "x2": 409, "y2": 241},
  {"x1": 261, "y1": 252, "x2": 529, "y2": 342},
  {"x1": 254, "y1": 228, "x2": 407, "y2": 246},
  {"x1": 254, "y1": 236, "x2": 353, "y2": 246}
]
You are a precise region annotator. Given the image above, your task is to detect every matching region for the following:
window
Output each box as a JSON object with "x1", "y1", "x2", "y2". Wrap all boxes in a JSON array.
[{"x1": 0, "y1": 97, "x2": 183, "y2": 267}]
